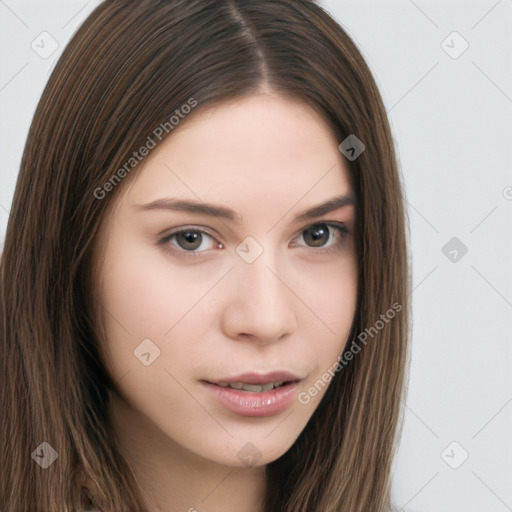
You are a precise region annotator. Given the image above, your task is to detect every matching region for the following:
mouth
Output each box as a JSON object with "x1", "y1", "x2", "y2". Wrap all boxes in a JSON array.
[
  {"x1": 204, "y1": 371, "x2": 302, "y2": 391},
  {"x1": 201, "y1": 372, "x2": 302, "y2": 417},
  {"x1": 210, "y1": 380, "x2": 296, "y2": 392}
]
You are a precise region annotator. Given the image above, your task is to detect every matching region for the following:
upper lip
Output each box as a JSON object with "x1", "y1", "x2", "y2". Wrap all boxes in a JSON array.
[{"x1": 205, "y1": 371, "x2": 302, "y2": 385}]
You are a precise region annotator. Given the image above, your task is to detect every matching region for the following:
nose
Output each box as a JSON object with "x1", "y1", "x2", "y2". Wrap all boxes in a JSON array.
[{"x1": 221, "y1": 249, "x2": 298, "y2": 345}]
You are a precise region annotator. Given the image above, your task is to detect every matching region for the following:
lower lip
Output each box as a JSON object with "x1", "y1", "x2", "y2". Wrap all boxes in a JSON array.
[{"x1": 202, "y1": 381, "x2": 300, "y2": 417}]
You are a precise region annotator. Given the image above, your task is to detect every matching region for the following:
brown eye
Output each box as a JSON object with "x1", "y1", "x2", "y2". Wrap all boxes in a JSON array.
[
  {"x1": 175, "y1": 230, "x2": 203, "y2": 251},
  {"x1": 159, "y1": 227, "x2": 219, "y2": 255},
  {"x1": 296, "y1": 222, "x2": 349, "y2": 253},
  {"x1": 302, "y1": 223, "x2": 331, "y2": 247}
]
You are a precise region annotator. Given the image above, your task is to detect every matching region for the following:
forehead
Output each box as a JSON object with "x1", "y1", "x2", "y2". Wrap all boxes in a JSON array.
[{"x1": 121, "y1": 93, "x2": 353, "y2": 216}]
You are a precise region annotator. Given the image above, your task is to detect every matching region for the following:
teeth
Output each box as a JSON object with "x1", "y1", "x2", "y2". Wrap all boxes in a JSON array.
[
  {"x1": 243, "y1": 384, "x2": 265, "y2": 392},
  {"x1": 216, "y1": 381, "x2": 286, "y2": 392}
]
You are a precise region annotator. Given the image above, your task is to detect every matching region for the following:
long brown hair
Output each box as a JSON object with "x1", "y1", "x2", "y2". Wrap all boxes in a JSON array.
[{"x1": 0, "y1": 1, "x2": 410, "y2": 510}]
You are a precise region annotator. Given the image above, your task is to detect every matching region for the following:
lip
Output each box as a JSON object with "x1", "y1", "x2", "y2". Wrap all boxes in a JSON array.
[
  {"x1": 201, "y1": 371, "x2": 302, "y2": 417},
  {"x1": 208, "y1": 371, "x2": 301, "y2": 385},
  {"x1": 202, "y1": 381, "x2": 300, "y2": 417}
]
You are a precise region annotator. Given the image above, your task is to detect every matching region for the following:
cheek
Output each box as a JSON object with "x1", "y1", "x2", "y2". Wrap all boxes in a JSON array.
[
  {"x1": 297, "y1": 255, "x2": 358, "y2": 386},
  {"x1": 299, "y1": 253, "x2": 358, "y2": 335},
  {"x1": 97, "y1": 234, "x2": 229, "y2": 384},
  {"x1": 323, "y1": 272, "x2": 358, "y2": 345},
  {"x1": 99, "y1": 237, "x2": 217, "y2": 337},
  {"x1": 97, "y1": 239, "x2": 216, "y2": 428}
]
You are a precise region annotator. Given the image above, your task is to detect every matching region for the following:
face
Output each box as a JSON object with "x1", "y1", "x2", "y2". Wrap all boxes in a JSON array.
[{"x1": 94, "y1": 92, "x2": 358, "y2": 468}]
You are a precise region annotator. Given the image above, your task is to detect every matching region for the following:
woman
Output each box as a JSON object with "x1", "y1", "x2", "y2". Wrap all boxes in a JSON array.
[{"x1": 0, "y1": 0, "x2": 410, "y2": 510}]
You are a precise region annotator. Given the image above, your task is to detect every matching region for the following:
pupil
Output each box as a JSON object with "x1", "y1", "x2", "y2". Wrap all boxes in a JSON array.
[
  {"x1": 177, "y1": 231, "x2": 201, "y2": 250},
  {"x1": 304, "y1": 223, "x2": 329, "y2": 247}
]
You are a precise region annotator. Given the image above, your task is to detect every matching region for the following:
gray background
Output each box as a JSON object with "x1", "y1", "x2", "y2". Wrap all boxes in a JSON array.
[{"x1": 1, "y1": 1, "x2": 511, "y2": 510}]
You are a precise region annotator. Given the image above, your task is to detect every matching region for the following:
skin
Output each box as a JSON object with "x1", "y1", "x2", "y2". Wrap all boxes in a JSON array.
[{"x1": 94, "y1": 91, "x2": 358, "y2": 512}]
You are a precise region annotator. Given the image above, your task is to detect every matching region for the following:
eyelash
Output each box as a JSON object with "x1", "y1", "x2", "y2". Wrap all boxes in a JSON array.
[{"x1": 157, "y1": 222, "x2": 349, "y2": 259}]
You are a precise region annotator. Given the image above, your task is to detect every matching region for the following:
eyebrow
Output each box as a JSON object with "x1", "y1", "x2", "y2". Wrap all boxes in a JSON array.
[{"x1": 135, "y1": 193, "x2": 356, "y2": 225}]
